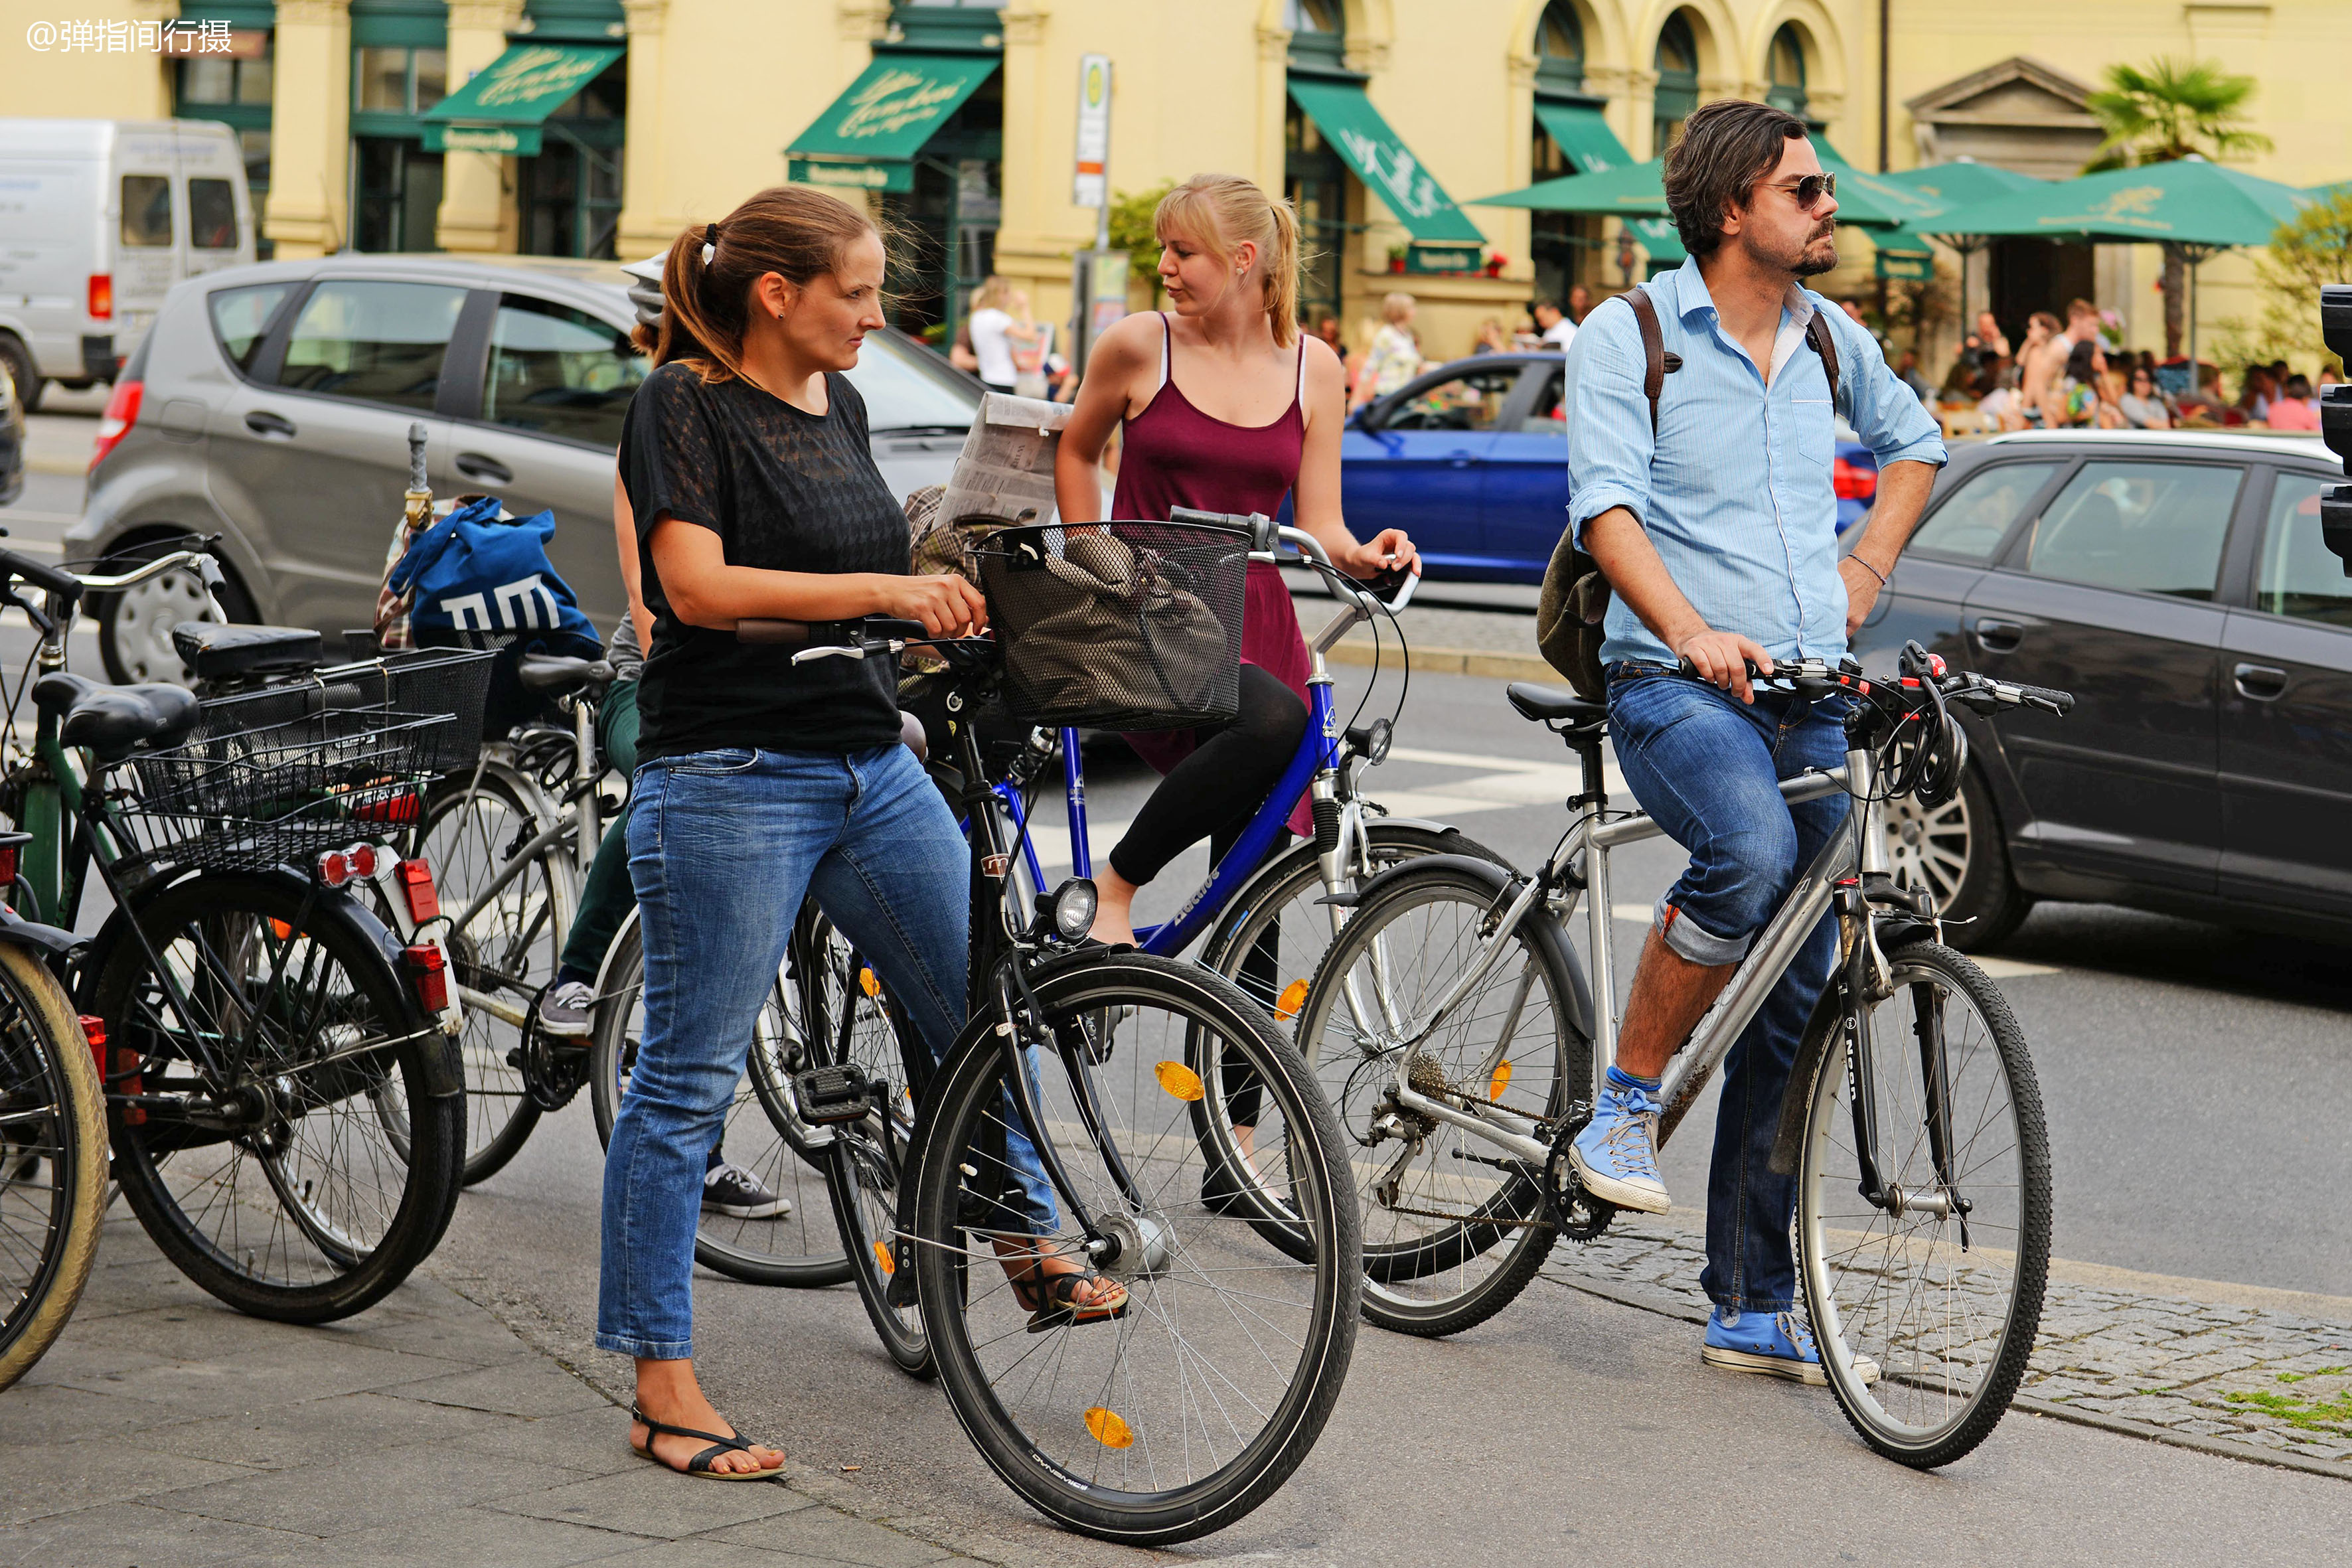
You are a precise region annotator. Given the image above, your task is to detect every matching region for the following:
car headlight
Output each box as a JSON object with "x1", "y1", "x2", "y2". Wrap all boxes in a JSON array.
[{"x1": 1047, "y1": 877, "x2": 1097, "y2": 941}]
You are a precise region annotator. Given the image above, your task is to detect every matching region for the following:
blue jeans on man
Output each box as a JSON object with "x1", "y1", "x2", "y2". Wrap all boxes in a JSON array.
[{"x1": 1603, "y1": 664, "x2": 1849, "y2": 1315}]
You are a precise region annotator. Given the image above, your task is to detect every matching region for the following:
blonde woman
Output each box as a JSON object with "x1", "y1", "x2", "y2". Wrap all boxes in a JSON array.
[
  {"x1": 1350, "y1": 291, "x2": 1423, "y2": 410},
  {"x1": 966, "y1": 274, "x2": 1018, "y2": 392},
  {"x1": 1003, "y1": 287, "x2": 1054, "y2": 400}
]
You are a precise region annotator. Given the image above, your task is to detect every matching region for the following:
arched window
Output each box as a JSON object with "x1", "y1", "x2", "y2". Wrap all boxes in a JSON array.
[
  {"x1": 1653, "y1": 12, "x2": 1699, "y2": 154},
  {"x1": 1284, "y1": 0, "x2": 1346, "y2": 72},
  {"x1": 1535, "y1": 0, "x2": 1583, "y2": 97},
  {"x1": 1767, "y1": 24, "x2": 1808, "y2": 120}
]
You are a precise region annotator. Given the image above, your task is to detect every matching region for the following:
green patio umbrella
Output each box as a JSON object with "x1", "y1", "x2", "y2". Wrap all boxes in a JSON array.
[
  {"x1": 1922, "y1": 156, "x2": 2315, "y2": 368},
  {"x1": 1875, "y1": 163, "x2": 2049, "y2": 319}
]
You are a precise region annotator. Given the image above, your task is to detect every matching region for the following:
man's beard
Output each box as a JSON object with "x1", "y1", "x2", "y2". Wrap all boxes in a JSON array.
[
  {"x1": 1737, "y1": 222, "x2": 1838, "y2": 277},
  {"x1": 1792, "y1": 225, "x2": 1838, "y2": 277}
]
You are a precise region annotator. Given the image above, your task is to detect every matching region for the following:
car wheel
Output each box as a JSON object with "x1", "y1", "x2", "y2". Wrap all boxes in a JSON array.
[
  {"x1": 1880, "y1": 759, "x2": 2029, "y2": 953},
  {"x1": 95, "y1": 540, "x2": 257, "y2": 686},
  {"x1": 0, "y1": 339, "x2": 40, "y2": 416}
]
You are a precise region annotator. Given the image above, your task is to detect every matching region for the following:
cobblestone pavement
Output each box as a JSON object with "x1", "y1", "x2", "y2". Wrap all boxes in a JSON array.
[{"x1": 1541, "y1": 1209, "x2": 2352, "y2": 1479}]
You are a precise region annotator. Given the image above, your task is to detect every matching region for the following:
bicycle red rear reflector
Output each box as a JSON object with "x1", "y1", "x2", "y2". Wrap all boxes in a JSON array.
[
  {"x1": 347, "y1": 844, "x2": 380, "y2": 880},
  {"x1": 315, "y1": 849, "x2": 353, "y2": 887},
  {"x1": 398, "y1": 858, "x2": 440, "y2": 923},
  {"x1": 1833, "y1": 456, "x2": 1878, "y2": 501},
  {"x1": 85, "y1": 1014, "x2": 143, "y2": 1125},
  {"x1": 403, "y1": 943, "x2": 449, "y2": 1014},
  {"x1": 0, "y1": 843, "x2": 17, "y2": 884}
]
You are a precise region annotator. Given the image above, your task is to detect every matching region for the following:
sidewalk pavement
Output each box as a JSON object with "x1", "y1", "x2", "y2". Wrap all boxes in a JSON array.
[
  {"x1": 1549, "y1": 1206, "x2": 2352, "y2": 1479},
  {"x1": 0, "y1": 1215, "x2": 1005, "y2": 1568}
]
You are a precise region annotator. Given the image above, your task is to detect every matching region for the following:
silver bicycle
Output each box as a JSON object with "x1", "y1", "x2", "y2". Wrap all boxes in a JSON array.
[{"x1": 1294, "y1": 644, "x2": 2069, "y2": 1468}]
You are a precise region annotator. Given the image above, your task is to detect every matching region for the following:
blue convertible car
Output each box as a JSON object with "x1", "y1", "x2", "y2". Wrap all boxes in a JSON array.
[{"x1": 1322, "y1": 351, "x2": 1879, "y2": 582}]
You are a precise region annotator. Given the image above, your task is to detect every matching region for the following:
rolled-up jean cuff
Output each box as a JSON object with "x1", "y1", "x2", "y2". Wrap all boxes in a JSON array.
[
  {"x1": 595, "y1": 1332, "x2": 693, "y2": 1360},
  {"x1": 1655, "y1": 894, "x2": 1752, "y2": 966},
  {"x1": 1708, "y1": 1289, "x2": 1798, "y2": 1314}
]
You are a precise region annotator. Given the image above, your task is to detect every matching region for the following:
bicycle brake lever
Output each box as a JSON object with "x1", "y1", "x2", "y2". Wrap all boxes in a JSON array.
[
  {"x1": 1, "y1": 588, "x2": 54, "y2": 639},
  {"x1": 790, "y1": 644, "x2": 877, "y2": 665}
]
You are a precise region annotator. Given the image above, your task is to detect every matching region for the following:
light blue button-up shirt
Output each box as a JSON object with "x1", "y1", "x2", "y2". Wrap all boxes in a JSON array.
[{"x1": 1564, "y1": 256, "x2": 1947, "y2": 667}]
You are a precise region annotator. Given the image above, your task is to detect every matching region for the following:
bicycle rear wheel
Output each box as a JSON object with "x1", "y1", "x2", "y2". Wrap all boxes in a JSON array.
[
  {"x1": 589, "y1": 916, "x2": 848, "y2": 1287},
  {"x1": 796, "y1": 909, "x2": 929, "y2": 1375},
  {"x1": 100, "y1": 873, "x2": 464, "y2": 1323},
  {"x1": 1797, "y1": 940, "x2": 2050, "y2": 1469},
  {"x1": 417, "y1": 772, "x2": 567, "y2": 1185},
  {"x1": 1293, "y1": 858, "x2": 1585, "y2": 1337},
  {"x1": 912, "y1": 954, "x2": 1357, "y2": 1546},
  {"x1": 0, "y1": 945, "x2": 105, "y2": 1391}
]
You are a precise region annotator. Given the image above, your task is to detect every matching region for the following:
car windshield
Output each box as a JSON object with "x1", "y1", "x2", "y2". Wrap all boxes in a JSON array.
[{"x1": 842, "y1": 334, "x2": 978, "y2": 431}]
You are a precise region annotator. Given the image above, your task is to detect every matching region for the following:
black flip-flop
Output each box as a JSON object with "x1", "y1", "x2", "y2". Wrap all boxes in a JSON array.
[
  {"x1": 1007, "y1": 1257, "x2": 1131, "y2": 1334},
  {"x1": 629, "y1": 1404, "x2": 781, "y2": 1481}
]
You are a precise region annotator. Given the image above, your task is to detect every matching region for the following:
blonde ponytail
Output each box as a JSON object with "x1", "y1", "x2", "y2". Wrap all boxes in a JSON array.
[{"x1": 1154, "y1": 173, "x2": 1304, "y2": 348}]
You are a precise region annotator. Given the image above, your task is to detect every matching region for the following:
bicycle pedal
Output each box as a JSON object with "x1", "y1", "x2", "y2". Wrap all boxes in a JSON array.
[{"x1": 793, "y1": 1064, "x2": 874, "y2": 1124}]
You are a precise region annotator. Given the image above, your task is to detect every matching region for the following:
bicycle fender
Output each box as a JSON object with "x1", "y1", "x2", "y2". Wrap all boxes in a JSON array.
[
  {"x1": 1769, "y1": 974, "x2": 1849, "y2": 1178},
  {"x1": 1345, "y1": 852, "x2": 1596, "y2": 1046},
  {"x1": 0, "y1": 904, "x2": 83, "y2": 959}
]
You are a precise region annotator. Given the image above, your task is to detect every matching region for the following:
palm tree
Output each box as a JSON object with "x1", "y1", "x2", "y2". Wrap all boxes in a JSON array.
[{"x1": 2085, "y1": 57, "x2": 2274, "y2": 358}]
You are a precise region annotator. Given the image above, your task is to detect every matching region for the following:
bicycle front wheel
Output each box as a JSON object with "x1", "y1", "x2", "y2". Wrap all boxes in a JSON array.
[
  {"x1": 912, "y1": 954, "x2": 1357, "y2": 1546},
  {"x1": 589, "y1": 916, "x2": 848, "y2": 1287},
  {"x1": 100, "y1": 873, "x2": 464, "y2": 1322},
  {"x1": 1797, "y1": 940, "x2": 2051, "y2": 1469},
  {"x1": 0, "y1": 945, "x2": 106, "y2": 1391}
]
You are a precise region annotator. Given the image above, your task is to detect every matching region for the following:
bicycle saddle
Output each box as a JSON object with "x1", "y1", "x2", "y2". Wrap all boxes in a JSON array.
[
  {"x1": 171, "y1": 621, "x2": 323, "y2": 683},
  {"x1": 1506, "y1": 682, "x2": 1608, "y2": 734},
  {"x1": 31, "y1": 672, "x2": 202, "y2": 763},
  {"x1": 515, "y1": 655, "x2": 615, "y2": 694}
]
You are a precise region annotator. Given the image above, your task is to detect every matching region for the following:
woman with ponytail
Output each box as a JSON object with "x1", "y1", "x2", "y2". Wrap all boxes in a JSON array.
[
  {"x1": 603, "y1": 186, "x2": 1122, "y2": 1482},
  {"x1": 1055, "y1": 173, "x2": 1419, "y2": 949}
]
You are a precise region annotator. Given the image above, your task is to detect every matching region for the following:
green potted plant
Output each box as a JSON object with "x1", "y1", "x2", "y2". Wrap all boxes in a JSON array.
[{"x1": 1386, "y1": 242, "x2": 1408, "y2": 274}]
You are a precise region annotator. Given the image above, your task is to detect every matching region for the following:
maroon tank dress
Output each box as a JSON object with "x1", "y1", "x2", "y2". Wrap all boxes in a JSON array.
[{"x1": 1112, "y1": 314, "x2": 1316, "y2": 840}]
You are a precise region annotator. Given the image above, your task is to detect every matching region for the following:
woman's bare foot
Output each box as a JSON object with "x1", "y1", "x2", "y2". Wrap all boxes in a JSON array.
[
  {"x1": 632, "y1": 1358, "x2": 783, "y2": 1476},
  {"x1": 1089, "y1": 867, "x2": 1140, "y2": 947},
  {"x1": 991, "y1": 1235, "x2": 1129, "y2": 1316}
]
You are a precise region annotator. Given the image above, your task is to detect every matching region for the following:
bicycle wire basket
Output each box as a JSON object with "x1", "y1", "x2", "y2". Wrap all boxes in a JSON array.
[
  {"x1": 973, "y1": 519, "x2": 1249, "y2": 732},
  {"x1": 108, "y1": 649, "x2": 496, "y2": 876}
]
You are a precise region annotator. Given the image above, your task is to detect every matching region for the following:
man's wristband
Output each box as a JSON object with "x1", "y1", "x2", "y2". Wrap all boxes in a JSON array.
[{"x1": 1849, "y1": 556, "x2": 1889, "y2": 588}]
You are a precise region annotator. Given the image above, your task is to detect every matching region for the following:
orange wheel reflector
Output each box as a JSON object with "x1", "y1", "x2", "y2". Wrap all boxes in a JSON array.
[
  {"x1": 268, "y1": 919, "x2": 293, "y2": 940},
  {"x1": 1083, "y1": 1407, "x2": 1134, "y2": 1449},
  {"x1": 1154, "y1": 1061, "x2": 1204, "y2": 1101},
  {"x1": 1275, "y1": 979, "x2": 1309, "y2": 1022},
  {"x1": 1489, "y1": 1059, "x2": 1514, "y2": 1099},
  {"x1": 858, "y1": 966, "x2": 880, "y2": 998},
  {"x1": 873, "y1": 1241, "x2": 895, "y2": 1276}
]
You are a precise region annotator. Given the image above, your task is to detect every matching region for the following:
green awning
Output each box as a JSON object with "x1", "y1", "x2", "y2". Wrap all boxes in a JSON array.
[
  {"x1": 1286, "y1": 77, "x2": 1485, "y2": 246},
  {"x1": 1630, "y1": 217, "x2": 1685, "y2": 266},
  {"x1": 421, "y1": 42, "x2": 623, "y2": 155},
  {"x1": 785, "y1": 54, "x2": 999, "y2": 194},
  {"x1": 1532, "y1": 102, "x2": 1634, "y2": 175}
]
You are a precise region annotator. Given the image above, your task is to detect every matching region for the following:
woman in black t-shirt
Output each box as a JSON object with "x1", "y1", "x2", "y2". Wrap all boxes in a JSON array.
[{"x1": 599, "y1": 188, "x2": 1127, "y2": 1482}]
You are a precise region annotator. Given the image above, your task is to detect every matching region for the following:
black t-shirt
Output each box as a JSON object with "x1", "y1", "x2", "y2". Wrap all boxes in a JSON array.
[{"x1": 618, "y1": 361, "x2": 906, "y2": 759}]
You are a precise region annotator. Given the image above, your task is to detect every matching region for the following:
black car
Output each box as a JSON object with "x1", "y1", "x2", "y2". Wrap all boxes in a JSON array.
[{"x1": 1851, "y1": 429, "x2": 2351, "y2": 948}]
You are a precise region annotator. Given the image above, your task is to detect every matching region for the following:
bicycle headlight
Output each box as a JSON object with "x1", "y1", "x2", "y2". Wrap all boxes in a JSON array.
[{"x1": 1048, "y1": 877, "x2": 1098, "y2": 941}]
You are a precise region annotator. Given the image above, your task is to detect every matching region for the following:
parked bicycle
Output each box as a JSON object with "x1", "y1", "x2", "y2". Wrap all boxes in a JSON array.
[
  {"x1": 1293, "y1": 643, "x2": 2067, "y2": 1469},
  {"x1": 0, "y1": 543, "x2": 483, "y2": 1323}
]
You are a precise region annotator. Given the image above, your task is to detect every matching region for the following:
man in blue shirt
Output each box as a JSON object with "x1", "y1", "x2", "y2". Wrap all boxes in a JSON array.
[{"x1": 1561, "y1": 100, "x2": 1946, "y2": 1383}]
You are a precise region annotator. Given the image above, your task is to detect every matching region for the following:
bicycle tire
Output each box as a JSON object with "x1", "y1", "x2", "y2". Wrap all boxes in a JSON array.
[
  {"x1": 797, "y1": 909, "x2": 931, "y2": 1377},
  {"x1": 589, "y1": 917, "x2": 850, "y2": 1288},
  {"x1": 1797, "y1": 940, "x2": 2051, "y2": 1470},
  {"x1": 100, "y1": 873, "x2": 464, "y2": 1323},
  {"x1": 1293, "y1": 856, "x2": 1588, "y2": 1338},
  {"x1": 1192, "y1": 821, "x2": 1510, "y2": 1233},
  {"x1": 911, "y1": 953, "x2": 1358, "y2": 1546},
  {"x1": 0, "y1": 945, "x2": 106, "y2": 1391},
  {"x1": 416, "y1": 772, "x2": 566, "y2": 1185}
]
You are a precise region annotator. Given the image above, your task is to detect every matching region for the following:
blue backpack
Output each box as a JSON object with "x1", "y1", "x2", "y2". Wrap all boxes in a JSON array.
[{"x1": 384, "y1": 495, "x2": 603, "y2": 734}]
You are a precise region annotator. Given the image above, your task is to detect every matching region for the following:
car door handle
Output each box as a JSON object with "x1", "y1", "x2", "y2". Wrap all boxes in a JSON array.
[
  {"x1": 1448, "y1": 454, "x2": 1474, "y2": 467},
  {"x1": 2233, "y1": 662, "x2": 2290, "y2": 700},
  {"x1": 454, "y1": 452, "x2": 512, "y2": 485},
  {"x1": 1972, "y1": 617, "x2": 2024, "y2": 653},
  {"x1": 242, "y1": 410, "x2": 296, "y2": 439}
]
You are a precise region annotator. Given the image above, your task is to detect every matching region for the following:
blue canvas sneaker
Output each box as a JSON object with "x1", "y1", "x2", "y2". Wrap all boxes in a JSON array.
[
  {"x1": 1701, "y1": 1307, "x2": 1879, "y2": 1387},
  {"x1": 1567, "y1": 1076, "x2": 1670, "y2": 1213}
]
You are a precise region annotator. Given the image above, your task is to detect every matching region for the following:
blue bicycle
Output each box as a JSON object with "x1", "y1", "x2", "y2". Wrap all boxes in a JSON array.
[{"x1": 815, "y1": 512, "x2": 1506, "y2": 1366}]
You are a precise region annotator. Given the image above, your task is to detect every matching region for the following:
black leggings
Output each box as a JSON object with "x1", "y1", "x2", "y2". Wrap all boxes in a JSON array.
[{"x1": 1108, "y1": 664, "x2": 1307, "y2": 888}]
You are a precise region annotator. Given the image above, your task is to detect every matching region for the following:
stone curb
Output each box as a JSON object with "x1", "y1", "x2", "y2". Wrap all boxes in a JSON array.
[
  {"x1": 1538, "y1": 1249, "x2": 2352, "y2": 1488},
  {"x1": 1326, "y1": 637, "x2": 1555, "y2": 682}
]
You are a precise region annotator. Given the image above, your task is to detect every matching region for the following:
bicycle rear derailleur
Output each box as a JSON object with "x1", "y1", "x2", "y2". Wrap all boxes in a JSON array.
[{"x1": 1542, "y1": 1101, "x2": 1618, "y2": 1243}]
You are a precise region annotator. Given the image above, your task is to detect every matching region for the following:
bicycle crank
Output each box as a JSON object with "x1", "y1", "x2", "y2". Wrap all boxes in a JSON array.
[{"x1": 1542, "y1": 1101, "x2": 1617, "y2": 1243}]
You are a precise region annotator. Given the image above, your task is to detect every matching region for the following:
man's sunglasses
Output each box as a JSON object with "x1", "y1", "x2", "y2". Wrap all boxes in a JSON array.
[{"x1": 1759, "y1": 173, "x2": 1837, "y2": 210}]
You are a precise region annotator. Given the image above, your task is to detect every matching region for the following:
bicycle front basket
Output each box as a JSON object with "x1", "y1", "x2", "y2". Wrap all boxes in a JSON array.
[{"x1": 974, "y1": 519, "x2": 1248, "y2": 732}]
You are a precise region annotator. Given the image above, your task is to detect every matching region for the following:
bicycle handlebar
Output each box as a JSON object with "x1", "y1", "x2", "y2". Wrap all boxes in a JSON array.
[
  {"x1": 1672, "y1": 653, "x2": 2075, "y2": 717},
  {"x1": 1164, "y1": 506, "x2": 1419, "y2": 619},
  {"x1": 0, "y1": 547, "x2": 83, "y2": 606}
]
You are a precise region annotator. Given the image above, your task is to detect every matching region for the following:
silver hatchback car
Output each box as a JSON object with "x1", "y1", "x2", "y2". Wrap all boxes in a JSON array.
[{"x1": 74, "y1": 252, "x2": 980, "y2": 682}]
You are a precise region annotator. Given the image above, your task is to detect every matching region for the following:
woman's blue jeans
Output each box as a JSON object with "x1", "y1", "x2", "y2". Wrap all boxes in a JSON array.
[
  {"x1": 595, "y1": 743, "x2": 1053, "y2": 1361},
  {"x1": 1607, "y1": 666, "x2": 1850, "y2": 1314}
]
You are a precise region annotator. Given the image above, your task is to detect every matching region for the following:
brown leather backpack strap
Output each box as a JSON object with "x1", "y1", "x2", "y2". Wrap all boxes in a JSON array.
[
  {"x1": 1806, "y1": 309, "x2": 1842, "y2": 414},
  {"x1": 1628, "y1": 285, "x2": 1666, "y2": 435}
]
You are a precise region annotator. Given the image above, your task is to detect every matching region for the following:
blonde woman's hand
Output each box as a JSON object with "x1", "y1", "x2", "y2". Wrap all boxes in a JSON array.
[
  {"x1": 1347, "y1": 528, "x2": 1420, "y2": 580},
  {"x1": 874, "y1": 574, "x2": 989, "y2": 637}
]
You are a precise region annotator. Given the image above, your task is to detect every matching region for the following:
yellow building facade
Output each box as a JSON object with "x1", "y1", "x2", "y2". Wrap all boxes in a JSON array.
[{"x1": 5, "y1": 0, "x2": 2348, "y2": 366}]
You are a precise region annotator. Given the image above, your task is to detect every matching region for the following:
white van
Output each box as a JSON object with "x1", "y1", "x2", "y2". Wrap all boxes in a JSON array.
[{"x1": 0, "y1": 118, "x2": 256, "y2": 412}]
